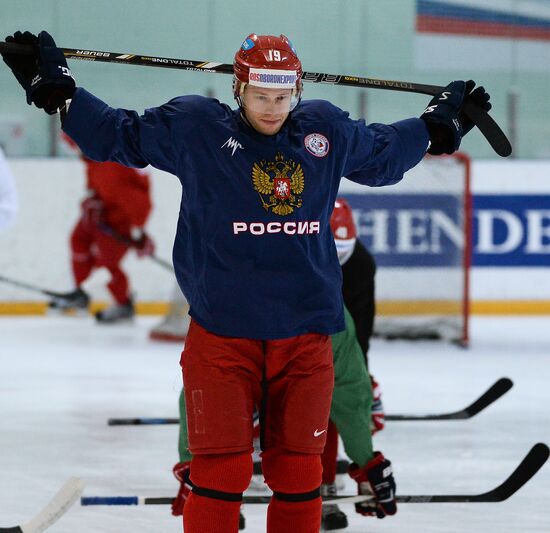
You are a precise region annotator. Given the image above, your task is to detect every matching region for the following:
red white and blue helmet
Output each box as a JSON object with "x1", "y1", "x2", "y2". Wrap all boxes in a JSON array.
[
  {"x1": 233, "y1": 33, "x2": 303, "y2": 111},
  {"x1": 331, "y1": 198, "x2": 357, "y2": 264},
  {"x1": 331, "y1": 198, "x2": 357, "y2": 240}
]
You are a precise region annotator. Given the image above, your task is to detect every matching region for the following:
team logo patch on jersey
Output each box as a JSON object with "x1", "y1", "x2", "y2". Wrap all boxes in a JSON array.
[
  {"x1": 304, "y1": 133, "x2": 330, "y2": 158},
  {"x1": 252, "y1": 152, "x2": 304, "y2": 216}
]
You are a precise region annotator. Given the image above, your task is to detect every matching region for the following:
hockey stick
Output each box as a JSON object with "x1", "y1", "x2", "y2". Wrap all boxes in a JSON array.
[
  {"x1": 97, "y1": 223, "x2": 174, "y2": 272},
  {"x1": 106, "y1": 377, "x2": 513, "y2": 426},
  {"x1": 0, "y1": 274, "x2": 74, "y2": 300},
  {"x1": 386, "y1": 377, "x2": 513, "y2": 421},
  {"x1": 0, "y1": 478, "x2": 84, "y2": 533},
  {"x1": 80, "y1": 442, "x2": 548, "y2": 506},
  {"x1": 0, "y1": 42, "x2": 511, "y2": 157}
]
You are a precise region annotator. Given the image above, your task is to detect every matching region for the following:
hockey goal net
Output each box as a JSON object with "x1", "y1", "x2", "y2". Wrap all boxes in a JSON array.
[{"x1": 338, "y1": 152, "x2": 471, "y2": 346}]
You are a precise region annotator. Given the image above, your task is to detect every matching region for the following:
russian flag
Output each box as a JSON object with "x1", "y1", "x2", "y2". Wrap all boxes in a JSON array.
[
  {"x1": 417, "y1": 0, "x2": 550, "y2": 40},
  {"x1": 415, "y1": 0, "x2": 550, "y2": 71}
]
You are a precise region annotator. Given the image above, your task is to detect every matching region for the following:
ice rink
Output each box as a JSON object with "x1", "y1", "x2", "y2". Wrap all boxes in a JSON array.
[{"x1": 1, "y1": 315, "x2": 549, "y2": 532}]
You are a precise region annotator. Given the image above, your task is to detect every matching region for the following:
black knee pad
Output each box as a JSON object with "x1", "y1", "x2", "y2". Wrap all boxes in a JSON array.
[
  {"x1": 273, "y1": 487, "x2": 320, "y2": 502},
  {"x1": 192, "y1": 485, "x2": 243, "y2": 502}
]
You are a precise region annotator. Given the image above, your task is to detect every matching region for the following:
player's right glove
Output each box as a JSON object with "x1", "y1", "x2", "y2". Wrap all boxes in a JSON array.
[
  {"x1": 420, "y1": 80, "x2": 490, "y2": 155},
  {"x1": 348, "y1": 452, "x2": 397, "y2": 518},
  {"x1": 171, "y1": 461, "x2": 193, "y2": 516},
  {"x1": 2, "y1": 30, "x2": 75, "y2": 114},
  {"x1": 131, "y1": 230, "x2": 155, "y2": 258}
]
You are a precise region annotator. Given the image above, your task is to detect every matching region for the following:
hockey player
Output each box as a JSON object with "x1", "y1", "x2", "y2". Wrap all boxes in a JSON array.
[
  {"x1": 0, "y1": 146, "x2": 18, "y2": 232},
  {"x1": 321, "y1": 197, "x2": 383, "y2": 529},
  {"x1": 49, "y1": 134, "x2": 155, "y2": 322},
  {"x1": 165, "y1": 198, "x2": 381, "y2": 530},
  {"x1": 2, "y1": 29, "x2": 490, "y2": 533},
  {"x1": 172, "y1": 305, "x2": 387, "y2": 530}
]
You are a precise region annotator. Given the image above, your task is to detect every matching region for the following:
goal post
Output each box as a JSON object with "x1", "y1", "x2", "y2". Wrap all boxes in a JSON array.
[{"x1": 338, "y1": 152, "x2": 471, "y2": 346}]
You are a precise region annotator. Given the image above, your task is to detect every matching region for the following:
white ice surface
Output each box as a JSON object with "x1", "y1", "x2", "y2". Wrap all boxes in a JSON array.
[{"x1": 1, "y1": 315, "x2": 549, "y2": 532}]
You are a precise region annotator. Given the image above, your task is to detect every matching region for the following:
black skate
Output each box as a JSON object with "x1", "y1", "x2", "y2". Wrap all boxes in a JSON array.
[
  {"x1": 320, "y1": 483, "x2": 348, "y2": 530},
  {"x1": 49, "y1": 288, "x2": 90, "y2": 313},
  {"x1": 95, "y1": 299, "x2": 135, "y2": 323},
  {"x1": 239, "y1": 511, "x2": 245, "y2": 530}
]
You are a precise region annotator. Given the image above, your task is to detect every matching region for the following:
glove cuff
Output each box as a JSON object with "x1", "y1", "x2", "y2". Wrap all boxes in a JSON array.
[
  {"x1": 348, "y1": 452, "x2": 387, "y2": 482},
  {"x1": 172, "y1": 461, "x2": 192, "y2": 483}
]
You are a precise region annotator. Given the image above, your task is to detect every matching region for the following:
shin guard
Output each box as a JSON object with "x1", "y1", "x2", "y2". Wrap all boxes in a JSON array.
[
  {"x1": 262, "y1": 451, "x2": 322, "y2": 533},
  {"x1": 183, "y1": 452, "x2": 252, "y2": 533}
]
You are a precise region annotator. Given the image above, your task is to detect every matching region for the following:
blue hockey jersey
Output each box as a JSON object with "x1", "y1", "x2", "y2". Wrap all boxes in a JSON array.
[{"x1": 63, "y1": 89, "x2": 429, "y2": 339}]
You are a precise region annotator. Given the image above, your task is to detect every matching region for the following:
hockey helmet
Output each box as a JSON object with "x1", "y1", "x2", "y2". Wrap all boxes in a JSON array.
[
  {"x1": 330, "y1": 198, "x2": 357, "y2": 241},
  {"x1": 331, "y1": 198, "x2": 357, "y2": 264},
  {"x1": 233, "y1": 33, "x2": 303, "y2": 112}
]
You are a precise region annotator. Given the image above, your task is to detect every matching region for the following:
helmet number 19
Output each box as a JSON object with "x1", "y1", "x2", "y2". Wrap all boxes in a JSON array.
[{"x1": 267, "y1": 50, "x2": 282, "y2": 61}]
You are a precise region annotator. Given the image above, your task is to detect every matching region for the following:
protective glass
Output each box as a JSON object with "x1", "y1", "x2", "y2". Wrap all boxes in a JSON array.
[{"x1": 240, "y1": 84, "x2": 301, "y2": 114}]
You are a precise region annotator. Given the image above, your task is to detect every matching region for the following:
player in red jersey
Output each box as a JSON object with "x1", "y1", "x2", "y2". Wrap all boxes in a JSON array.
[{"x1": 49, "y1": 134, "x2": 154, "y2": 322}]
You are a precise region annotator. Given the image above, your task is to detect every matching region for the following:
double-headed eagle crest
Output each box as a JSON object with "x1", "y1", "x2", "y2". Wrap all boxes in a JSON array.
[{"x1": 252, "y1": 152, "x2": 305, "y2": 216}]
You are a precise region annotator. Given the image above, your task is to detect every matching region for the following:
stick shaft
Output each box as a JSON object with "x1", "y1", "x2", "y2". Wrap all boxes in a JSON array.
[
  {"x1": 0, "y1": 41, "x2": 511, "y2": 156},
  {"x1": 0, "y1": 42, "x2": 440, "y2": 94},
  {"x1": 98, "y1": 223, "x2": 173, "y2": 273},
  {"x1": 0, "y1": 274, "x2": 59, "y2": 298}
]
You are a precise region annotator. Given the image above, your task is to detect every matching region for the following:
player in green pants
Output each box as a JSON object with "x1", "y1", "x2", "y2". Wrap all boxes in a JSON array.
[{"x1": 171, "y1": 306, "x2": 395, "y2": 528}]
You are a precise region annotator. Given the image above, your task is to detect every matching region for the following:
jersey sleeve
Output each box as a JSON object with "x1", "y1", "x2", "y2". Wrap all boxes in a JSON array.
[
  {"x1": 339, "y1": 113, "x2": 430, "y2": 187},
  {"x1": 63, "y1": 88, "x2": 189, "y2": 175}
]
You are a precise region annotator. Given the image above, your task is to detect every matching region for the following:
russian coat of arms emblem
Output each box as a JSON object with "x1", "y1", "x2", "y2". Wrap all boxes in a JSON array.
[{"x1": 252, "y1": 152, "x2": 305, "y2": 216}]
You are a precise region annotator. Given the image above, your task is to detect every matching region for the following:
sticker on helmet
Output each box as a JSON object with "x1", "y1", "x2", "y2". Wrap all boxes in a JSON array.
[
  {"x1": 248, "y1": 68, "x2": 297, "y2": 88},
  {"x1": 304, "y1": 133, "x2": 330, "y2": 158},
  {"x1": 242, "y1": 38, "x2": 255, "y2": 51}
]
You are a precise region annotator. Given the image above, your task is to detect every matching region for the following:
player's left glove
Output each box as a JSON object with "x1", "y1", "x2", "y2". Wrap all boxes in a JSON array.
[
  {"x1": 420, "y1": 80, "x2": 490, "y2": 155},
  {"x1": 2, "y1": 30, "x2": 75, "y2": 114},
  {"x1": 348, "y1": 452, "x2": 397, "y2": 518},
  {"x1": 131, "y1": 230, "x2": 155, "y2": 258},
  {"x1": 370, "y1": 375, "x2": 385, "y2": 434},
  {"x1": 171, "y1": 461, "x2": 193, "y2": 516}
]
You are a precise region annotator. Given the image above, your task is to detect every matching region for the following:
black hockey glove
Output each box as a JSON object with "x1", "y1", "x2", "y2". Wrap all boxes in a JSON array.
[
  {"x1": 420, "y1": 80, "x2": 470, "y2": 155},
  {"x1": 459, "y1": 82, "x2": 491, "y2": 136},
  {"x1": 2, "y1": 30, "x2": 75, "y2": 115},
  {"x1": 349, "y1": 452, "x2": 397, "y2": 518}
]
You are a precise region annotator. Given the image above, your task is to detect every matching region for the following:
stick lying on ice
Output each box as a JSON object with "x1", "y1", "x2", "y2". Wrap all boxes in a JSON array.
[{"x1": 0, "y1": 478, "x2": 85, "y2": 533}]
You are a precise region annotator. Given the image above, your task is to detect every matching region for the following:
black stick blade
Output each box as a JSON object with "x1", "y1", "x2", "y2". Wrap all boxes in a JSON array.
[
  {"x1": 461, "y1": 377, "x2": 514, "y2": 418},
  {"x1": 387, "y1": 377, "x2": 513, "y2": 421},
  {"x1": 471, "y1": 442, "x2": 549, "y2": 502},
  {"x1": 397, "y1": 443, "x2": 550, "y2": 503},
  {"x1": 462, "y1": 99, "x2": 512, "y2": 157}
]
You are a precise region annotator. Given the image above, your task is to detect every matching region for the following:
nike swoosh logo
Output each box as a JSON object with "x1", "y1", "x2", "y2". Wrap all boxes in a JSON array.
[{"x1": 314, "y1": 429, "x2": 326, "y2": 437}]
